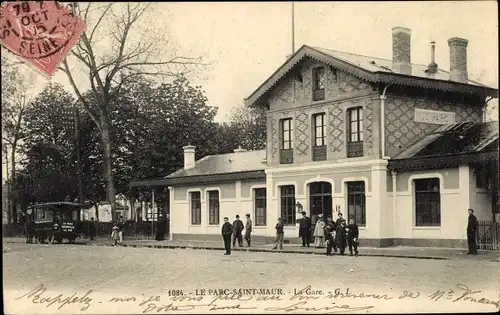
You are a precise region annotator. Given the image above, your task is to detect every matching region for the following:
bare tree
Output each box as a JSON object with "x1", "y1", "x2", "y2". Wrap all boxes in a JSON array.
[
  {"x1": 1, "y1": 54, "x2": 36, "y2": 223},
  {"x1": 59, "y1": 2, "x2": 207, "y2": 222}
]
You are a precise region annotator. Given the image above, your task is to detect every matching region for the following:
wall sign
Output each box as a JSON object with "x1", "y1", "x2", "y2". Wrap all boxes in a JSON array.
[{"x1": 414, "y1": 108, "x2": 456, "y2": 125}]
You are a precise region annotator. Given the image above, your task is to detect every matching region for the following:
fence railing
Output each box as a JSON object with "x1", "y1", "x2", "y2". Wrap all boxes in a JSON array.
[
  {"x1": 477, "y1": 220, "x2": 500, "y2": 250},
  {"x1": 94, "y1": 221, "x2": 170, "y2": 240},
  {"x1": 2, "y1": 220, "x2": 170, "y2": 240}
]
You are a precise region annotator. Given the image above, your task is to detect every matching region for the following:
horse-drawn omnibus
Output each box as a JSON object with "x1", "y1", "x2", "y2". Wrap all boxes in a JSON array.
[{"x1": 27, "y1": 202, "x2": 91, "y2": 244}]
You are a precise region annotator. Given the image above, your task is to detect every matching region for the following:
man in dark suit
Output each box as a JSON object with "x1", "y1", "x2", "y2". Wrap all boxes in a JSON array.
[
  {"x1": 298, "y1": 211, "x2": 311, "y2": 247},
  {"x1": 232, "y1": 215, "x2": 244, "y2": 247},
  {"x1": 221, "y1": 217, "x2": 233, "y2": 255},
  {"x1": 466, "y1": 209, "x2": 478, "y2": 255},
  {"x1": 335, "y1": 219, "x2": 347, "y2": 255},
  {"x1": 324, "y1": 218, "x2": 335, "y2": 256},
  {"x1": 346, "y1": 217, "x2": 359, "y2": 256}
]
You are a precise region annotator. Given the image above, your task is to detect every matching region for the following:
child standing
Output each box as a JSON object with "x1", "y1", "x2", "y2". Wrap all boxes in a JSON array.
[
  {"x1": 273, "y1": 218, "x2": 284, "y2": 250},
  {"x1": 346, "y1": 218, "x2": 359, "y2": 256}
]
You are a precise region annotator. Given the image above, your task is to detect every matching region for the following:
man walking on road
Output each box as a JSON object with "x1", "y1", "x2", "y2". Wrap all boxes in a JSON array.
[
  {"x1": 244, "y1": 214, "x2": 252, "y2": 247},
  {"x1": 466, "y1": 208, "x2": 478, "y2": 255},
  {"x1": 232, "y1": 215, "x2": 244, "y2": 247},
  {"x1": 221, "y1": 217, "x2": 233, "y2": 255}
]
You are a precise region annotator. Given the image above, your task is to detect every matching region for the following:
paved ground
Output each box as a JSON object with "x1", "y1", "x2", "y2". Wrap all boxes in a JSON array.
[
  {"x1": 3, "y1": 242, "x2": 499, "y2": 314},
  {"x1": 4, "y1": 236, "x2": 500, "y2": 261}
]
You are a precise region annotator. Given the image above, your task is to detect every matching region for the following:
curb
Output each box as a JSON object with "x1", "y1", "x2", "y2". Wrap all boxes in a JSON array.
[
  {"x1": 89, "y1": 242, "x2": 450, "y2": 260},
  {"x1": 9, "y1": 240, "x2": 496, "y2": 261}
]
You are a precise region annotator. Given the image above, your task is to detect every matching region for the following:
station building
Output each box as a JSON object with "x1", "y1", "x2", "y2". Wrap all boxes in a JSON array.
[{"x1": 134, "y1": 27, "x2": 498, "y2": 247}]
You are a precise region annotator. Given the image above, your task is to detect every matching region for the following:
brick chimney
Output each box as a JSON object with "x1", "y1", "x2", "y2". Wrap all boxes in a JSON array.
[
  {"x1": 233, "y1": 146, "x2": 247, "y2": 153},
  {"x1": 391, "y1": 27, "x2": 412, "y2": 75},
  {"x1": 448, "y1": 37, "x2": 468, "y2": 83},
  {"x1": 182, "y1": 145, "x2": 196, "y2": 169}
]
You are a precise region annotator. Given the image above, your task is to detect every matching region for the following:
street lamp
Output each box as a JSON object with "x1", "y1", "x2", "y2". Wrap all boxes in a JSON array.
[{"x1": 295, "y1": 201, "x2": 303, "y2": 214}]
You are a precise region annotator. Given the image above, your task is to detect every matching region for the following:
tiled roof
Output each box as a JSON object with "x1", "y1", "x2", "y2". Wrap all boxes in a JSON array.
[
  {"x1": 166, "y1": 149, "x2": 267, "y2": 178},
  {"x1": 245, "y1": 45, "x2": 498, "y2": 107},
  {"x1": 313, "y1": 47, "x2": 488, "y2": 87},
  {"x1": 395, "y1": 121, "x2": 498, "y2": 159}
]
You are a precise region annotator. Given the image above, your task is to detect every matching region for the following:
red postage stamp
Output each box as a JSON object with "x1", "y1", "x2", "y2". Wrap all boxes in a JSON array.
[{"x1": 0, "y1": 1, "x2": 86, "y2": 76}]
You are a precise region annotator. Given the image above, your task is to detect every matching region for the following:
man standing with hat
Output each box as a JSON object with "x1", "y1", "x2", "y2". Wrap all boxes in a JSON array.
[
  {"x1": 298, "y1": 211, "x2": 311, "y2": 247},
  {"x1": 221, "y1": 217, "x2": 233, "y2": 255}
]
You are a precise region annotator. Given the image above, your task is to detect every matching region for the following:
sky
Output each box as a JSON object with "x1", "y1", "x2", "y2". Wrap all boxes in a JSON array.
[
  {"x1": 15, "y1": 1, "x2": 500, "y2": 121},
  {"x1": 2, "y1": 1, "x2": 499, "y2": 181}
]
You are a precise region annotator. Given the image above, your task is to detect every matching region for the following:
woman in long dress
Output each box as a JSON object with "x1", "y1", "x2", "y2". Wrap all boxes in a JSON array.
[{"x1": 313, "y1": 214, "x2": 326, "y2": 248}]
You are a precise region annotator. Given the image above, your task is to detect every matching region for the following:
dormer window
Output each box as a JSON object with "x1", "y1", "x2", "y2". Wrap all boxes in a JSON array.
[{"x1": 313, "y1": 67, "x2": 326, "y2": 101}]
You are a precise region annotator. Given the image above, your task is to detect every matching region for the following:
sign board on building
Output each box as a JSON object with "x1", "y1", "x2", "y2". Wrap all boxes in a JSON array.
[{"x1": 414, "y1": 108, "x2": 456, "y2": 125}]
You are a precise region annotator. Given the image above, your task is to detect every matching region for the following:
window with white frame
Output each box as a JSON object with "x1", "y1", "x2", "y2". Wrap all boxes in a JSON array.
[
  {"x1": 208, "y1": 190, "x2": 220, "y2": 225},
  {"x1": 280, "y1": 185, "x2": 296, "y2": 225},
  {"x1": 347, "y1": 181, "x2": 366, "y2": 226},
  {"x1": 190, "y1": 191, "x2": 201, "y2": 225},
  {"x1": 254, "y1": 188, "x2": 266, "y2": 226},
  {"x1": 414, "y1": 178, "x2": 441, "y2": 226}
]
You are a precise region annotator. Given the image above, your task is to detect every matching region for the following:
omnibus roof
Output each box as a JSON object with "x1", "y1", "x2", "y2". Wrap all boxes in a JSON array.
[{"x1": 30, "y1": 202, "x2": 88, "y2": 208}]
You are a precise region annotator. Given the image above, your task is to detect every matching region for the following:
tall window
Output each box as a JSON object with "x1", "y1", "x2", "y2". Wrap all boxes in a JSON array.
[
  {"x1": 280, "y1": 118, "x2": 294, "y2": 164},
  {"x1": 280, "y1": 185, "x2": 296, "y2": 225},
  {"x1": 347, "y1": 182, "x2": 366, "y2": 226},
  {"x1": 313, "y1": 113, "x2": 326, "y2": 147},
  {"x1": 207, "y1": 190, "x2": 220, "y2": 225},
  {"x1": 414, "y1": 178, "x2": 441, "y2": 226},
  {"x1": 190, "y1": 191, "x2": 201, "y2": 225},
  {"x1": 254, "y1": 188, "x2": 267, "y2": 226},
  {"x1": 280, "y1": 118, "x2": 293, "y2": 149},
  {"x1": 313, "y1": 67, "x2": 326, "y2": 101},
  {"x1": 347, "y1": 107, "x2": 364, "y2": 157},
  {"x1": 348, "y1": 107, "x2": 363, "y2": 142},
  {"x1": 312, "y1": 113, "x2": 327, "y2": 161}
]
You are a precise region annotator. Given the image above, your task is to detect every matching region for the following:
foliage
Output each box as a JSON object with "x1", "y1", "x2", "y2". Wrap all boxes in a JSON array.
[
  {"x1": 217, "y1": 105, "x2": 267, "y2": 153},
  {"x1": 11, "y1": 84, "x2": 79, "y2": 205},
  {"x1": 58, "y1": 2, "x2": 207, "y2": 221}
]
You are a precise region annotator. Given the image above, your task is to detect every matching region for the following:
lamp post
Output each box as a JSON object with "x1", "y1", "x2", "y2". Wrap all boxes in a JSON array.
[{"x1": 295, "y1": 201, "x2": 303, "y2": 214}]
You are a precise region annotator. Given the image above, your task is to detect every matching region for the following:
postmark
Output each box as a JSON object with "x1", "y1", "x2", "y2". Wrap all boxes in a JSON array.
[{"x1": 0, "y1": 1, "x2": 86, "y2": 76}]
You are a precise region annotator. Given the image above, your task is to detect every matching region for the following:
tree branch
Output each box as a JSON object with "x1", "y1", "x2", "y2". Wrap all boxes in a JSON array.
[
  {"x1": 88, "y1": 3, "x2": 113, "y2": 43},
  {"x1": 62, "y1": 58, "x2": 102, "y2": 131}
]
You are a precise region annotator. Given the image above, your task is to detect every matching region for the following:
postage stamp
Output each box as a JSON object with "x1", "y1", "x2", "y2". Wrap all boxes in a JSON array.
[{"x1": 0, "y1": 1, "x2": 86, "y2": 76}]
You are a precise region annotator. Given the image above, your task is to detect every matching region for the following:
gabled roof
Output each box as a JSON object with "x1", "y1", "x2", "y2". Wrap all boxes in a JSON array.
[
  {"x1": 389, "y1": 121, "x2": 499, "y2": 171},
  {"x1": 245, "y1": 45, "x2": 498, "y2": 107}
]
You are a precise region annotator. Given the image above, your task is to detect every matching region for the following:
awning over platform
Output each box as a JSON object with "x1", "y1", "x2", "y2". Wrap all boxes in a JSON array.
[
  {"x1": 389, "y1": 121, "x2": 498, "y2": 171},
  {"x1": 130, "y1": 170, "x2": 266, "y2": 188}
]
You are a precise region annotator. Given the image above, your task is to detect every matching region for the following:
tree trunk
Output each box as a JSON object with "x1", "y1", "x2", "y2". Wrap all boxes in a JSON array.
[
  {"x1": 99, "y1": 108, "x2": 117, "y2": 223},
  {"x1": 10, "y1": 144, "x2": 16, "y2": 223},
  {"x1": 4, "y1": 150, "x2": 12, "y2": 224}
]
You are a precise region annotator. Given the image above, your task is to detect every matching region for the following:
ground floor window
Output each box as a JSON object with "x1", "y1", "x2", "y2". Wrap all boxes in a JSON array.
[
  {"x1": 347, "y1": 181, "x2": 366, "y2": 226},
  {"x1": 280, "y1": 185, "x2": 296, "y2": 225},
  {"x1": 208, "y1": 190, "x2": 220, "y2": 225},
  {"x1": 254, "y1": 188, "x2": 266, "y2": 226},
  {"x1": 190, "y1": 191, "x2": 201, "y2": 225},
  {"x1": 414, "y1": 178, "x2": 441, "y2": 226}
]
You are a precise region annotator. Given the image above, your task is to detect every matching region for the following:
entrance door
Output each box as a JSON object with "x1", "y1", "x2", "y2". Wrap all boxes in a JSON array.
[{"x1": 309, "y1": 182, "x2": 333, "y2": 226}]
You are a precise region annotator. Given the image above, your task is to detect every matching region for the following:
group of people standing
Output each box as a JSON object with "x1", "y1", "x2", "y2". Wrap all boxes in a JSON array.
[
  {"x1": 221, "y1": 214, "x2": 253, "y2": 255},
  {"x1": 299, "y1": 211, "x2": 360, "y2": 256}
]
